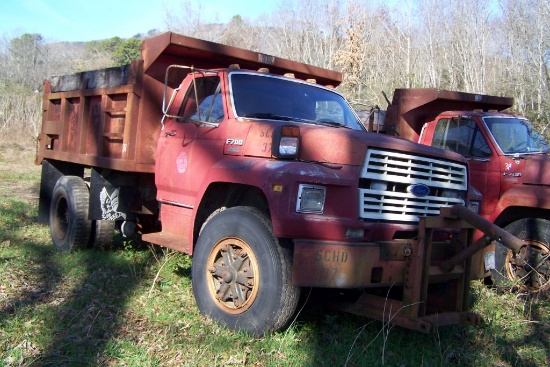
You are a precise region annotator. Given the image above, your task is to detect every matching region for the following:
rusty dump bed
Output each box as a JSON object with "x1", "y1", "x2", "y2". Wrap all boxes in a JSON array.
[
  {"x1": 383, "y1": 88, "x2": 514, "y2": 142},
  {"x1": 36, "y1": 32, "x2": 343, "y2": 173}
]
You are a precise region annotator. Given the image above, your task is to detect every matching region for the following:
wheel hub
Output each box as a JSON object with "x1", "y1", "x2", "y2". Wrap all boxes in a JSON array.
[
  {"x1": 220, "y1": 268, "x2": 235, "y2": 283},
  {"x1": 52, "y1": 198, "x2": 69, "y2": 240},
  {"x1": 506, "y1": 241, "x2": 550, "y2": 291},
  {"x1": 206, "y1": 238, "x2": 259, "y2": 314}
]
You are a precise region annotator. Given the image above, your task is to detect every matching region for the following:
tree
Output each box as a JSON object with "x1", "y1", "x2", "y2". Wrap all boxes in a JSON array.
[
  {"x1": 4, "y1": 33, "x2": 45, "y2": 92},
  {"x1": 497, "y1": 0, "x2": 550, "y2": 132},
  {"x1": 258, "y1": 0, "x2": 344, "y2": 70},
  {"x1": 113, "y1": 38, "x2": 142, "y2": 66},
  {"x1": 165, "y1": 0, "x2": 224, "y2": 42},
  {"x1": 2, "y1": 0, "x2": 550, "y2": 140},
  {"x1": 83, "y1": 37, "x2": 141, "y2": 68}
]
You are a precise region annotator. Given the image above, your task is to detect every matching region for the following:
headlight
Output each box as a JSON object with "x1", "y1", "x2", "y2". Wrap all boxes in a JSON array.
[
  {"x1": 370, "y1": 181, "x2": 388, "y2": 191},
  {"x1": 467, "y1": 185, "x2": 482, "y2": 213},
  {"x1": 441, "y1": 189, "x2": 460, "y2": 199},
  {"x1": 468, "y1": 201, "x2": 480, "y2": 213},
  {"x1": 296, "y1": 184, "x2": 326, "y2": 213},
  {"x1": 272, "y1": 125, "x2": 300, "y2": 159},
  {"x1": 279, "y1": 136, "x2": 299, "y2": 155}
]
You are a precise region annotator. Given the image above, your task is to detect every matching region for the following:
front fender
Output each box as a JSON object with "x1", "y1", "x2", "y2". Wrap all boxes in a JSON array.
[
  {"x1": 194, "y1": 156, "x2": 360, "y2": 239},
  {"x1": 491, "y1": 184, "x2": 550, "y2": 224}
]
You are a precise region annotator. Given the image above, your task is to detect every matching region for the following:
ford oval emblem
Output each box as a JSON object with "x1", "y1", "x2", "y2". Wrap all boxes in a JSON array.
[{"x1": 407, "y1": 184, "x2": 430, "y2": 197}]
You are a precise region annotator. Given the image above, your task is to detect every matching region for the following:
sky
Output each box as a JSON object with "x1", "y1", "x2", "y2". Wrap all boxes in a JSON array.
[{"x1": 0, "y1": 0, "x2": 279, "y2": 43}]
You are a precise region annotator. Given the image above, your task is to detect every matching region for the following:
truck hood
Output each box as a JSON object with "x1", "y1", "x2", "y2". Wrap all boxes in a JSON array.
[
  {"x1": 522, "y1": 154, "x2": 550, "y2": 185},
  {"x1": 299, "y1": 126, "x2": 467, "y2": 166}
]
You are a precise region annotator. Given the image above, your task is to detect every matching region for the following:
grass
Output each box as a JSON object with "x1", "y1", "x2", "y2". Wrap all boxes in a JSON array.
[{"x1": 0, "y1": 137, "x2": 549, "y2": 366}]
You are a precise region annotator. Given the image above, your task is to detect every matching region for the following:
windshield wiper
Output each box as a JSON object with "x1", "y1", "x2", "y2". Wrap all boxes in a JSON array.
[
  {"x1": 242, "y1": 113, "x2": 346, "y2": 128},
  {"x1": 242, "y1": 113, "x2": 293, "y2": 121},
  {"x1": 314, "y1": 119, "x2": 344, "y2": 127}
]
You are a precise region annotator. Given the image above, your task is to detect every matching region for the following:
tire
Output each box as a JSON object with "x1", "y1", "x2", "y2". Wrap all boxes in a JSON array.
[
  {"x1": 491, "y1": 218, "x2": 550, "y2": 292},
  {"x1": 49, "y1": 176, "x2": 92, "y2": 252},
  {"x1": 191, "y1": 207, "x2": 300, "y2": 336},
  {"x1": 90, "y1": 220, "x2": 116, "y2": 249}
]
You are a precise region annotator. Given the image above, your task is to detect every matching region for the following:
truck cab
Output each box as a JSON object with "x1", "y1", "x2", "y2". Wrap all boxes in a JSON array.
[
  {"x1": 421, "y1": 111, "x2": 550, "y2": 222},
  {"x1": 376, "y1": 88, "x2": 550, "y2": 292}
]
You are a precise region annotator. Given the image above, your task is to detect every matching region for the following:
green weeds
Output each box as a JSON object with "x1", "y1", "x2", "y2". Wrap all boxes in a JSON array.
[{"x1": 0, "y1": 141, "x2": 548, "y2": 366}]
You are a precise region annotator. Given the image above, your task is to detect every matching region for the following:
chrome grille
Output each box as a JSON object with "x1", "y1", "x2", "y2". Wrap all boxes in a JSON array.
[{"x1": 359, "y1": 149, "x2": 467, "y2": 222}]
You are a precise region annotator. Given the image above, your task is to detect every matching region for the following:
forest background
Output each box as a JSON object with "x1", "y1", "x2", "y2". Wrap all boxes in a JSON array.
[{"x1": 0, "y1": 0, "x2": 549, "y2": 140}]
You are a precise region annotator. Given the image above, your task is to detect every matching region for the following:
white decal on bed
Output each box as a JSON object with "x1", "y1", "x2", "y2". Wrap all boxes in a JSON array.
[{"x1": 100, "y1": 187, "x2": 126, "y2": 220}]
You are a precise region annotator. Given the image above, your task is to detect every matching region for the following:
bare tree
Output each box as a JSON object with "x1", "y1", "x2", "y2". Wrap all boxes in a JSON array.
[
  {"x1": 334, "y1": 1, "x2": 372, "y2": 101},
  {"x1": 257, "y1": 0, "x2": 345, "y2": 70},
  {"x1": 165, "y1": 0, "x2": 225, "y2": 42},
  {"x1": 220, "y1": 15, "x2": 259, "y2": 51},
  {"x1": 3, "y1": 0, "x2": 550, "y2": 138},
  {"x1": 497, "y1": 0, "x2": 550, "y2": 131}
]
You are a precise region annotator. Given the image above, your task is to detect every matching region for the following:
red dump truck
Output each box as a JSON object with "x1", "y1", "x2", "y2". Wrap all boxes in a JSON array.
[
  {"x1": 36, "y1": 33, "x2": 522, "y2": 335},
  {"x1": 368, "y1": 88, "x2": 550, "y2": 292}
]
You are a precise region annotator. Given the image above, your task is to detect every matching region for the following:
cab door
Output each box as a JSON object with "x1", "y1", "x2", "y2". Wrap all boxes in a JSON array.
[
  {"x1": 155, "y1": 74, "x2": 227, "y2": 207},
  {"x1": 430, "y1": 117, "x2": 500, "y2": 218}
]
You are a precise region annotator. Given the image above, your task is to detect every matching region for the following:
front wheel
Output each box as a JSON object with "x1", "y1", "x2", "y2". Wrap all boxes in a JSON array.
[
  {"x1": 191, "y1": 207, "x2": 299, "y2": 336},
  {"x1": 492, "y1": 218, "x2": 550, "y2": 292}
]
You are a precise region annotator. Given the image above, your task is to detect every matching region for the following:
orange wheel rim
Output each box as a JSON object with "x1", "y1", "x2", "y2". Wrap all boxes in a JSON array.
[{"x1": 205, "y1": 237, "x2": 260, "y2": 314}]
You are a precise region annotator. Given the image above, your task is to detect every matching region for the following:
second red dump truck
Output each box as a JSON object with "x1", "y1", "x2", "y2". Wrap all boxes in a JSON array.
[
  {"x1": 36, "y1": 33, "x2": 523, "y2": 335},
  {"x1": 368, "y1": 88, "x2": 550, "y2": 292}
]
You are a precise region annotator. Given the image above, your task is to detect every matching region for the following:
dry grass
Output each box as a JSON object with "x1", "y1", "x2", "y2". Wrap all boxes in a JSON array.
[
  {"x1": 0, "y1": 136, "x2": 549, "y2": 367},
  {"x1": 0, "y1": 136, "x2": 41, "y2": 204}
]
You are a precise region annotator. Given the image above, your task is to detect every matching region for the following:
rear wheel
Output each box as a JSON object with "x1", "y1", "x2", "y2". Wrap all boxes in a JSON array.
[
  {"x1": 49, "y1": 176, "x2": 92, "y2": 252},
  {"x1": 90, "y1": 220, "x2": 116, "y2": 249},
  {"x1": 191, "y1": 207, "x2": 299, "y2": 336},
  {"x1": 492, "y1": 218, "x2": 550, "y2": 292}
]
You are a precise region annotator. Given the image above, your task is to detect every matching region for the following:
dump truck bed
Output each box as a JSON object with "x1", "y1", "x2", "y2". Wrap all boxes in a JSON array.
[
  {"x1": 383, "y1": 88, "x2": 514, "y2": 142},
  {"x1": 35, "y1": 32, "x2": 343, "y2": 173}
]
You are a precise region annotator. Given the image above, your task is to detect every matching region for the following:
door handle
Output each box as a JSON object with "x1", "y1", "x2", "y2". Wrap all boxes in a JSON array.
[
  {"x1": 165, "y1": 130, "x2": 177, "y2": 137},
  {"x1": 469, "y1": 157, "x2": 490, "y2": 162}
]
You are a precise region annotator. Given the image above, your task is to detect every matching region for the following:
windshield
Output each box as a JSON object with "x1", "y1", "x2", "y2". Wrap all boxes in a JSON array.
[
  {"x1": 229, "y1": 72, "x2": 364, "y2": 130},
  {"x1": 484, "y1": 117, "x2": 549, "y2": 155}
]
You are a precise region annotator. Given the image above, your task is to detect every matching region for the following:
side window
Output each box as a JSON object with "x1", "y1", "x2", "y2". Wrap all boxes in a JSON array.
[
  {"x1": 432, "y1": 118, "x2": 491, "y2": 158},
  {"x1": 432, "y1": 118, "x2": 452, "y2": 150},
  {"x1": 469, "y1": 122, "x2": 491, "y2": 157},
  {"x1": 178, "y1": 76, "x2": 224, "y2": 123}
]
